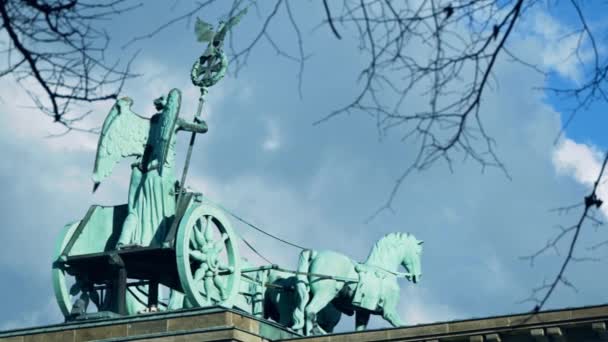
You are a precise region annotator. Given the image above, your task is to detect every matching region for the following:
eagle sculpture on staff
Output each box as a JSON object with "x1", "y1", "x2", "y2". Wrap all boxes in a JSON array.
[{"x1": 191, "y1": 8, "x2": 247, "y2": 88}]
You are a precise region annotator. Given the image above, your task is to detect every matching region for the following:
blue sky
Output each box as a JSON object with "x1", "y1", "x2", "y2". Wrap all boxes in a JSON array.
[{"x1": 1, "y1": 0, "x2": 608, "y2": 333}]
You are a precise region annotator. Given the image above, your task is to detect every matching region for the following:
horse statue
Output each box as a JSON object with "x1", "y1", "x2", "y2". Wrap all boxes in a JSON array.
[{"x1": 291, "y1": 232, "x2": 423, "y2": 335}]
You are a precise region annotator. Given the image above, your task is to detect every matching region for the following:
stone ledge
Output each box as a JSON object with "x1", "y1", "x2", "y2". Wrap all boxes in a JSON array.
[
  {"x1": 3, "y1": 304, "x2": 608, "y2": 341},
  {"x1": 285, "y1": 303, "x2": 608, "y2": 342},
  {"x1": 0, "y1": 307, "x2": 297, "y2": 342}
]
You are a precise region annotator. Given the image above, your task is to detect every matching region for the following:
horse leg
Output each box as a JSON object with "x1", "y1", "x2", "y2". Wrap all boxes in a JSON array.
[
  {"x1": 380, "y1": 285, "x2": 404, "y2": 327},
  {"x1": 382, "y1": 298, "x2": 404, "y2": 327},
  {"x1": 305, "y1": 284, "x2": 339, "y2": 335},
  {"x1": 355, "y1": 310, "x2": 371, "y2": 331},
  {"x1": 318, "y1": 303, "x2": 342, "y2": 333},
  {"x1": 383, "y1": 310, "x2": 404, "y2": 327}
]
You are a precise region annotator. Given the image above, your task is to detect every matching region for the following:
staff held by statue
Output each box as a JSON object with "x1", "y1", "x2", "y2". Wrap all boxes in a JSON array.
[{"x1": 166, "y1": 9, "x2": 248, "y2": 247}]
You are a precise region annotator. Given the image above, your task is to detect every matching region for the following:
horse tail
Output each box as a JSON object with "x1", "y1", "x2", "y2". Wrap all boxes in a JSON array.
[{"x1": 292, "y1": 249, "x2": 316, "y2": 330}]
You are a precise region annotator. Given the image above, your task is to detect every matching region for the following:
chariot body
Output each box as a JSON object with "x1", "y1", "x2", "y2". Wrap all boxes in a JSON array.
[{"x1": 52, "y1": 189, "x2": 273, "y2": 318}]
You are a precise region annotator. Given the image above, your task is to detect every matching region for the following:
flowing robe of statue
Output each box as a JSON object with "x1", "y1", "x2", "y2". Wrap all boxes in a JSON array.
[
  {"x1": 118, "y1": 106, "x2": 178, "y2": 247},
  {"x1": 92, "y1": 88, "x2": 208, "y2": 248}
]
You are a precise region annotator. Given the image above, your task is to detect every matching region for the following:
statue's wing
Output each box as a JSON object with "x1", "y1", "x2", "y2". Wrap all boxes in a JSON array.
[
  {"x1": 224, "y1": 7, "x2": 248, "y2": 31},
  {"x1": 214, "y1": 7, "x2": 248, "y2": 45},
  {"x1": 92, "y1": 97, "x2": 150, "y2": 189},
  {"x1": 159, "y1": 88, "x2": 182, "y2": 175},
  {"x1": 195, "y1": 18, "x2": 215, "y2": 42}
]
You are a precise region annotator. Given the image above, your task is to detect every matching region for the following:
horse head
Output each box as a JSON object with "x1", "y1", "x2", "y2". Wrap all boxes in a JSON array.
[
  {"x1": 400, "y1": 235, "x2": 423, "y2": 284},
  {"x1": 366, "y1": 233, "x2": 423, "y2": 283}
]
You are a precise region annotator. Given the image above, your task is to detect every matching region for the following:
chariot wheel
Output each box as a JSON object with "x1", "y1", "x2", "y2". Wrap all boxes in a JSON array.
[
  {"x1": 176, "y1": 203, "x2": 241, "y2": 308},
  {"x1": 52, "y1": 221, "x2": 97, "y2": 318}
]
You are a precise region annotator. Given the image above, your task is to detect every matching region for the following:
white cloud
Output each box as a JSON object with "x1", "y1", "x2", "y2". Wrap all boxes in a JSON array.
[
  {"x1": 262, "y1": 118, "x2": 281, "y2": 151},
  {"x1": 400, "y1": 292, "x2": 462, "y2": 325},
  {"x1": 0, "y1": 78, "x2": 102, "y2": 153},
  {"x1": 482, "y1": 253, "x2": 510, "y2": 292},
  {"x1": 531, "y1": 11, "x2": 592, "y2": 83},
  {"x1": 315, "y1": 269, "x2": 462, "y2": 331},
  {"x1": 553, "y1": 138, "x2": 602, "y2": 182},
  {"x1": 552, "y1": 138, "x2": 608, "y2": 217},
  {"x1": 357, "y1": 285, "x2": 464, "y2": 329}
]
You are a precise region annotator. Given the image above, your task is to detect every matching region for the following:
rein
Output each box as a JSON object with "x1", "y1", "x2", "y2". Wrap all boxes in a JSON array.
[{"x1": 357, "y1": 263, "x2": 413, "y2": 279}]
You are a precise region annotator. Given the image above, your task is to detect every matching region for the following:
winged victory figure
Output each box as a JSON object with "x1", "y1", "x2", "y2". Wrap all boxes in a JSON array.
[{"x1": 92, "y1": 88, "x2": 208, "y2": 248}]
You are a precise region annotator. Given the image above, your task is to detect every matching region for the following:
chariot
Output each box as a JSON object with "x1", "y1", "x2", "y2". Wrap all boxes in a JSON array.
[{"x1": 52, "y1": 192, "x2": 273, "y2": 319}]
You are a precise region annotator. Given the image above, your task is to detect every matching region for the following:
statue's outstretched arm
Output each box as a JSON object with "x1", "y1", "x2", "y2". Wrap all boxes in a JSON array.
[{"x1": 177, "y1": 118, "x2": 208, "y2": 134}]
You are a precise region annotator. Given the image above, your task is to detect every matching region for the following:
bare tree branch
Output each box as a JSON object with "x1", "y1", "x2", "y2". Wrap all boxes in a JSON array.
[
  {"x1": 0, "y1": 0, "x2": 140, "y2": 130},
  {"x1": 308, "y1": 0, "x2": 525, "y2": 218},
  {"x1": 322, "y1": 0, "x2": 342, "y2": 40},
  {"x1": 543, "y1": 0, "x2": 607, "y2": 143},
  {"x1": 122, "y1": 0, "x2": 218, "y2": 48},
  {"x1": 521, "y1": 150, "x2": 608, "y2": 312}
]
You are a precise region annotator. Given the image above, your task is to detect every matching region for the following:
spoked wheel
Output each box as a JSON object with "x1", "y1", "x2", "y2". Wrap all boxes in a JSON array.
[
  {"x1": 176, "y1": 203, "x2": 241, "y2": 308},
  {"x1": 52, "y1": 222, "x2": 103, "y2": 318}
]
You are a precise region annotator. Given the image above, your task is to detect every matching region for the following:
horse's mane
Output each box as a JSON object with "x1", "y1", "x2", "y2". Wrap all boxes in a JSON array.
[{"x1": 365, "y1": 232, "x2": 418, "y2": 266}]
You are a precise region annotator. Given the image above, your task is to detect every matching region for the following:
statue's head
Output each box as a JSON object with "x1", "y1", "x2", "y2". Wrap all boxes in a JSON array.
[
  {"x1": 401, "y1": 235, "x2": 423, "y2": 284},
  {"x1": 153, "y1": 96, "x2": 166, "y2": 111}
]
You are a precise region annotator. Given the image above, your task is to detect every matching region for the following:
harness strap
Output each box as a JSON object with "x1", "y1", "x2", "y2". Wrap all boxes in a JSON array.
[{"x1": 355, "y1": 263, "x2": 412, "y2": 278}]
